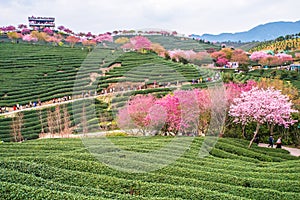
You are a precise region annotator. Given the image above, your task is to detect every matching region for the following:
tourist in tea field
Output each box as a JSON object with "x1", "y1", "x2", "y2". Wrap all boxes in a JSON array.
[
  {"x1": 276, "y1": 137, "x2": 282, "y2": 148},
  {"x1": 268, "y1": 135, "x2": 274, "y2": 148}
]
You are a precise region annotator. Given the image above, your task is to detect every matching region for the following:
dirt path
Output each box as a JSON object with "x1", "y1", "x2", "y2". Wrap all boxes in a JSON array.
[{"x1": 258, "y1": 143, "x2": 300, "y2": 157}]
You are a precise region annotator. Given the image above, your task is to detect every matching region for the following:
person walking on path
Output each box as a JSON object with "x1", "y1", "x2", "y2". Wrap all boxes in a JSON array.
[
  {"x1": 276, "y1": 137, "x2": 282, "y2": 148},
  {"x1": 268, "y1": 135, "x2": 274, "y2": 148}
]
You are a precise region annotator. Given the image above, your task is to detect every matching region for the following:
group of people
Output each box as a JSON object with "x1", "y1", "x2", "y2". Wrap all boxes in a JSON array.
[
  {"x1": 0, "y1": 106, "x2": 8, "y2": 113},
  {"x1": 13, "y1": 100, "x2": 42, "y2": 111},
  {"x1": 52, "y1": 96, "x2": 72, "y2": 104},
  {"x1": 268, "y1": 135, "x2": 282, "y2": 148}
]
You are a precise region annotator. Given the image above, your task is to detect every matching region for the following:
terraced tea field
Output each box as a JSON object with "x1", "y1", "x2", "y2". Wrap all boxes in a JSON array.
[
  {"x1": 0, "y1": 137, "x2": 299, "y2": 199},
  {"x1": 0, "y1": 42, "x2": 218, "y2": 142}
]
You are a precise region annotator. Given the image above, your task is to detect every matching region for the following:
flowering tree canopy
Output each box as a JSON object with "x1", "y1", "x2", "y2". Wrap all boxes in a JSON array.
[
  {"x1": 211, "y1": 51, "x2": 228, "y2": 66},
  {"x1": 94, "y1": 33, "x2": 113, "y2": 43},
  {"x1": 46, "y1": 34, "x2": 62, "y2": 45},
  {"x1": 117, "y1": 89, "x2": 212, "y2": 135},
  {"x1": 81, "y1": 38, "x2": 97, "y2": 51},
  {"x1": 250, "y1": 51, "x2": 293, "y2": 66},
  {"x1": 18, "y1": 24, "x2": 27, "y2": 29},
  {"x1": 43, "y1": 27, "x2": 54, "y2": 35},
  {"x1": 225, "y1": 80, "x2": 257, "y2": 105},
  {"x1": 65, "y1": 36, "x2": 80, "y2": 48},
  {"x1": 22, "y1": 34, "x2": 38, "y2": 42},
  {"x1": 0, "y1": 25, "x2": 16, "y2": 32},
  {"x1": 150, "y1": 43, "x2": 166, "y2": 56},
  {"x1": 229, "y1": 87, "x2": 298, "y2": 147},
  {"x1": 122, "y1": 36, "x2": 152, "y2": 51},
  {"x1": 231, "y1": 49, "x2": 249, "y2": 64},
  {"x1": 7, "y1": 32, "x2": 22, "y2": 42},
  {"x1": 117, "y1": 94, "x2": 157, "y2": 135},
  {"x1": 21, "y1": 28, "x2": 31, "y2": 35},
  {"x1": 115, "y1": 37, "x2": 130, "y2": 44},
  {"x1": 249, "y1": 51, "x2": 269, "y2": 62}
]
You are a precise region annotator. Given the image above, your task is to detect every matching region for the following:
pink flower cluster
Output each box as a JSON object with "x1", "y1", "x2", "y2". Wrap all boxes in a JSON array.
[
  {"x1": 121, "y1": 36, "x2": 152, "y2": 51},
  {"x1": 117, "y1": 89, "x2": 211, "y2": 135},
  {"x1": 250, "y1": 51, "x2": 293, "y2": 66},
  {"x1": 229, "y1": 87, "x2": 298, "y2": 128}
]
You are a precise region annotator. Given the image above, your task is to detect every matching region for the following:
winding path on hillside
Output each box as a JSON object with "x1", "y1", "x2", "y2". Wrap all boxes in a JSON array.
[
  {"x1": 258, "y1": 143, "x2": 300, "y2": 156},
  {"x1": 0, "y1": 81, "x2": 196, "y2": 116}
]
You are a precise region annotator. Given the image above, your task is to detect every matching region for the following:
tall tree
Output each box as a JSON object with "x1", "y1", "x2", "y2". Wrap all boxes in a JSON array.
[
  {"x1": 122, "y1": 36, "x2": 152, "y2": 52},
  {"x1": 65, "y1": 36, "x2": 80, "y2": 48},
  {"x1": 151, "y1": 43, "x2": 166, "y2": 56},
  {"x1": 62, "y1": 106, "x2": 71, "y2": 137},
  {"x1": 229, "y1": 87, "x2": 298, "y2": 147},
  {"x1": 114, "y1": 37, "x2": 129, "y2": 44},
  {"x1": 11, "y1": 113, "x2": 24, "y2": 142},
  {"x1": 117, "y1": 94, "x2": 157, "y2": 135},
  {"x1": 231, "y1": 49, "x2": 249, "y2": 64},
  {"x1": 81, "y1": 39, "x2": 97, "y2": 51},
  {"x1": 7, "y1": 32, "x2": 22, "y2": 43}
]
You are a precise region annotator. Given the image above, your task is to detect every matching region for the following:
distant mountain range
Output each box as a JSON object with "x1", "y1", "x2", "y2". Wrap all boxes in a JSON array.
[{"x1": 190, "y1": 20, "x2": 300, "y2": 42}]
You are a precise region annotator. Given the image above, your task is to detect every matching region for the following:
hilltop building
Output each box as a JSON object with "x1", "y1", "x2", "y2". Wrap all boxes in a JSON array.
[{"x1": 28, "y1": 16, "x2": 55, "y2": 30}]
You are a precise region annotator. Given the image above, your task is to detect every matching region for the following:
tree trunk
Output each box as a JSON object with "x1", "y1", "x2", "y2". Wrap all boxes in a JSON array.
[
  {"x1": 270, "y1": 124, "x2": 274, "y2": 136},
  {"x1": 82, "y1": 104, "x2": 88, "y2": 136},
  {"x1": 38, "y1": 110, "x2": 44, "y2": 134},
  {"x1": 242, "y1": 124, "x2": 246, "y2": 139},
  {"x1": 248, "y1": 123, "x2": 260, "y2": 148}
]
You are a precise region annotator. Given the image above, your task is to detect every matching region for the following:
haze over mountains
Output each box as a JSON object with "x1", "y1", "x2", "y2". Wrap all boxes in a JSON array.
[{"x1": 190, "y1": 20, "x2": 300, "y2": 42}]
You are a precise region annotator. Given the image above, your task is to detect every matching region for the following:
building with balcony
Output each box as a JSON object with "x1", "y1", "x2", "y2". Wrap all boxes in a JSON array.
[{"x1": 28, "y1": 16, "x2": 55, "y2": 30}]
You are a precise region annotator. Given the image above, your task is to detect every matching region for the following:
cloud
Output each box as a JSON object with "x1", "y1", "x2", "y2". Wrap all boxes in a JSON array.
[{"x1": 1, "y1": 0, "x2": 300, "y2": 35}]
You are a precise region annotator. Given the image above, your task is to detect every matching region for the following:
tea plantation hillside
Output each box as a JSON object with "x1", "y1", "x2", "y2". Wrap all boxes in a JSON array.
[
  {"x1": 146, "y1": 35, "x2": 219, "y2": 51},
  {"x1": 113, "y1": 35, "x2": 219, "y2": 52},
  {"x1": 0, "y1": 43, "x2": 113, "y2": 106},
  {"x1": 0, "y1": 42, "x2": 218, "y2": 142},
  {"x1": 0, "y1": 42, "x2": 216, "y2": 107},
  {"x1": 0, "y1": 137, "x2": 299, "y2": 199}
]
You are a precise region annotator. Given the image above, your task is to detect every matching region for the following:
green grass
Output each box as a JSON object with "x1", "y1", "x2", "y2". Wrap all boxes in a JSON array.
[{"x1": 0, "y1": 137, "x2": 299, "y2": 199}]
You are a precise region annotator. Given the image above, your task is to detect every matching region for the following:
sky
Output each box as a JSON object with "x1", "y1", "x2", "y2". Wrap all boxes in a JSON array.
[{"x1": 1, "y1": 0, "x2": 300, "y2": 36}]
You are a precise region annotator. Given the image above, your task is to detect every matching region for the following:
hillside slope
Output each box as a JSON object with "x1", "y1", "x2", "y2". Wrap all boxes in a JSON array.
[{"x1": 0, "y1": 137, "x2": 299, "y2": 199}]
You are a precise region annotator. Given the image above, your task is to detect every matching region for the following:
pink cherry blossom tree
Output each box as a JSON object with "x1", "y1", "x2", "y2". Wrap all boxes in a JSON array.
[
  {"x1": 94, "y1": 33, "x2": 113, "y2": 43},
  {"x1": 86, "y1": 32, "x2": 94, "y2": 38},
  {"x1": 218, "y1": 80, "x2": 257, "y2": 137},
  {"x1": 116, "y1": 89, "x2": 213, "y2": 136},
  {"x1": 46, "y1": 34, "x2": 62, "y2": 46},
  {"x1": 276, "y1": 53, "x2": 293, "y2": 65},
  {"x1": 121, "y1": 36, "x2": 152, "y2": 52},
  {"x1": 117, "y1": 94, "x2": 157, "y2": 135},
  {"x1": 249, "y1": 51, "x2": 269, "y2": 62},
  {"x1": 2, "y1": 25, "x2": 16, "y2": 32},
  {"x1": 21, "y1": 28, "x2": 31, "y2": 35},
  {"x1": 22, "y1": 34, "x2": 38, "y2": 43},
  {"x1": 65, "y1": 35, "x2": 80, "y2": 48},
  {"x1": 216, "y1": 57, "x2": 228, "y2": 66},
  {"x1": 81, "y1": 38, "x2": 97, "y2": 51},
  {"x1": 231, "y1": 49, "x2": 249, "y2": 65},
  {"x1": 18, "y1": 24, "x2": 27, "y2": 29},
  {"x1": 43, "y1": 27, "x2": 54, "y2": 35},
  {"x1": 57, "y1": 26, "x2": 65, "y2": 31},
  {"x1": 225, "y1": 80, "x2": 257, "y2": 105},
  {"x1": 211, "y1": 51, "x2": 229, "y2": 66},
  {"x1": 229, "y1": 87, "x2": 298, "y2": 147},
  {"x1": 193, "y1": 89, "x2": 212, "y2": 135},
  {"x1": 151, "y1": 94, "x2": 181, "y2": 134}
]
